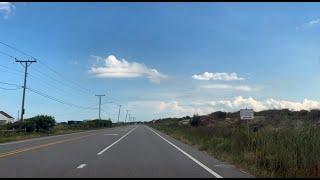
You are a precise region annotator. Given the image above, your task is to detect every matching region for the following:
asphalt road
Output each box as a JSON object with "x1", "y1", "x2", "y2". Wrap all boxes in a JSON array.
[{"x1": 0, "y1": 125, "x2": 254, "y2": 178}]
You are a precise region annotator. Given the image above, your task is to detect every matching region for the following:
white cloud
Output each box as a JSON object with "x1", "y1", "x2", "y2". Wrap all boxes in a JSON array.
[
  {"x1": 201, "y1": 84, "x2": 255, "y2": 92},
  {"x1": 210, "y1": 96, "x2": 320, "y2": 112},
  {"x1": 89, "y1": 55, "x2": 167, "y2": 83},
  {"x1": 127, "y1": 96, "x2": 320, "y2": 120},
  {"x1": 296, "y1": 18, "x2": 320, "y2": 30},
  {"x1": 0, "y1": 2, "x2": 15, "y2": 19},
  {"x1": 192, "y1": 72, "x2": 244, "y2": 81},
  {"x1": 127, "y1": 100, "x2": 215, "y2": 117},
  {"x1": 156, "y1": 101, "x2": 215, "y2": 116},
  {"x1": 308, "y1": 18, "x2": 320, "y2": 27},
  {"x1": 265, "y1": 98, "x2": 320, "y2": 111}
]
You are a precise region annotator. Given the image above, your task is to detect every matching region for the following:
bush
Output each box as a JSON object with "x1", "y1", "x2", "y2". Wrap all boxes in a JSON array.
[
  {"x1": 82, "y1": 119, "x2": 112, "y2": 128},
  {"x1": 190, "y1": 114, "x2": 201, "y2": 127},
  {"x1": 24, "y1": 115, "x2": 56, "y2": 132},
  {"x1": 210, "y1": 111, "x2": 227, "y2": 119}
]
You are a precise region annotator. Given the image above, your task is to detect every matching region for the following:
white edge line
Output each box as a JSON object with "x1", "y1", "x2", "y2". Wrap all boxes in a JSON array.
[
  {"x1": 77, "y1": 164, "x2": 87, "y2": 169},
  {"x1": 147, "y1": 126, "x2": 223, "y2": 178},
  {"x1": 104, "y1": 134, "x2": 119, "y2": 136},
  {"x1": 97, "y1": 126, "x2": 138, "y2": 155}
]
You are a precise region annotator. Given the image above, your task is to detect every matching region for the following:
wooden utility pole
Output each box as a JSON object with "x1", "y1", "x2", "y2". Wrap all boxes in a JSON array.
[
  {"x1": 95, "y1": 94, "x2": 105, "y2": 120},
  {"x1": 16, "y1": 59, "x2": 36, "y2": 121}
]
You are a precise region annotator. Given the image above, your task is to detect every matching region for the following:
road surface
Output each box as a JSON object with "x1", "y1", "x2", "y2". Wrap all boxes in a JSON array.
[{"x1": 0, "y1": 125, "x2": 253, "y2": 178}]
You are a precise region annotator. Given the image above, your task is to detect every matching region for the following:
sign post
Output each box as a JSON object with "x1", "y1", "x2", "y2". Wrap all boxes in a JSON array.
[{"x1": 240, "y1": 109, "x2": 254, "y2": 137}]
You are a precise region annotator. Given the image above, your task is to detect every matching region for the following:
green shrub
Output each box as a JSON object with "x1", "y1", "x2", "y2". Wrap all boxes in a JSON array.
[
  {"x1": 82, "y1": 119, "x2": 112, "y2": 129},
  {"x1": 19, "y1": 115, "x2": 56, "y2": 132},
  {"x1": 190, "y1": 114, "x2": 200, "y2": 127}
]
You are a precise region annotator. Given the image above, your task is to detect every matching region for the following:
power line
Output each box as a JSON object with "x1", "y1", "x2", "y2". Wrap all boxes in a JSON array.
[
  {"x1": 0, "y1": 81, "x2": 21, "y2": 87},
  {"x1": 0, "y1": 50, "x2": 16, "y2": 60},
  {"x1": 0, "y1": 86, "x2": 21, "y2": 90},
  {"x1": 0, "y1": 63, "x2": 93, "y2": 101},
  {"x1": 0, "y1": 42, "x2": 130, "y2": 119},
  {"x1": 0, "y1": 64, "x2": 24, "y2": 74},
  {"x1": 0, "y1": 50, "x2": 93, "y2": 99},
  {"x1": 0, "y1": 41, "x2": 94, "y2": 94},
  {"x1": 16, "y1": 59, "x2": 37, "y2": 121},
  {"x1": 0, "y1": 53, "x2": 97, "y2": 107},
  {"x1": 0, "y1": 42, "x2": 129, "y2": 122},
  {"x1": 28, "y1": 73, "x2": 93, "y2": 100},
  {"x1": 27, "y1": 87, "x2": 98, "y2": 111},
  {"x1": 36, "y1": 61, "x2": 94, "y2": 94},
  {"x1": 0, "y1": 41, "x2": 35, "y2": 59},
  {"x1": 30, "y1": 66, "x2": 91, "y2": 96}
]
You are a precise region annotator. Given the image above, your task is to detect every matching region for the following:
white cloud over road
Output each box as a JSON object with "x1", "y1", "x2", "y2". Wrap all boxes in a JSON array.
[
  {"x1": 210, "y1": 96, "x2": 320, "y2": 112},
  {"x1": 201, "y1": 84, "x2": 258, "y2": 92},
  {"x1": 192, "y1": 72, "x2": 244, "y2": 81},
  {"x1": 156, "y1": 101, "x2": 216, "y2": 116},
  {"x1": 89, "y1": 55, "x2": 167, "y2": 83},
  {"x1": 296, "y1": 18, "x2": 320, "y2": 30},
  {"x1": 307, "y1": 18, "x2": 320, "y2": 27},
  {"x1": 0, "y1": 2, "x2": 15, "y2": 19},
  {"x1": 128, "y1": 96, "x2": 320, "y2": 119}
]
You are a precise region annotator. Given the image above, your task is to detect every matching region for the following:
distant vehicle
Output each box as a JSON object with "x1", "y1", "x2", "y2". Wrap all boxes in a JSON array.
[{"x1": 67, "y1": 120, "x2": 83, "y2": 125}]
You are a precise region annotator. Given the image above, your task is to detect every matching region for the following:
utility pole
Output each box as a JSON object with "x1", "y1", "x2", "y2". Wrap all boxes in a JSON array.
[
  {"x1": 124, "y1": 110, "x2": 129, "y2": 123},
  {"x1": 117, "y1": 104, "x2": 122, "y2": 124},
  {"x1": 16, "y1": 59, "x2": 36, "y2": 122},
  {"x1": 95, "y1": 94, "x2": 105, "y2": 120}
]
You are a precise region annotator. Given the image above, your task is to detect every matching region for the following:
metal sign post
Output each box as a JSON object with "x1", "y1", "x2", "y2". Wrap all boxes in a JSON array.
[{"x1": 240, "y1": 108, "x2": 254, "y2": 137}]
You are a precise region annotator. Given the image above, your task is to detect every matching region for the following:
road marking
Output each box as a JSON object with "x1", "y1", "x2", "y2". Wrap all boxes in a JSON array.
[
  {"x1": 77, "y1": 164, "x2": 87, "y2": 169},
  {"x1": 104, "y1": 134, "x2": 119, "y2": 136},
  {"x1": 97, "y1": 126, "x2": 138, "y2": 156},
  {"x1": 0, "y1": 132, "x2": 101, "y2": 159},
  {"x1": 147, "y1": 127, "x2": 223, "y2": 178},
  {"x1": 0, "y1": 126, "x2": 134, "y2": 146}
]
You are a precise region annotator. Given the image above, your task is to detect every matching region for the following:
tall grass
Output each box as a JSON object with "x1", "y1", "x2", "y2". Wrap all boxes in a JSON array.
[{"x1": 150, "y1": 120, "x2": 320, "y2": 178}]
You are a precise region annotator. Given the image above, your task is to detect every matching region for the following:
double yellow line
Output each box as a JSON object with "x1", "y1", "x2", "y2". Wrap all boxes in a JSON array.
[{"x1": 0, "y1": 132, "x2": 101, "y2": 159}]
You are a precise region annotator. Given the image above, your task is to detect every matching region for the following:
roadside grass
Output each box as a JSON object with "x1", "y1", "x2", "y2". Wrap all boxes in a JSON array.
[
  {"x1": 150, "y1": 120, "x2": 320, "y2": 178},
  {"x1": 0, "y1": 125, "x2": 108, "y2": 144}
]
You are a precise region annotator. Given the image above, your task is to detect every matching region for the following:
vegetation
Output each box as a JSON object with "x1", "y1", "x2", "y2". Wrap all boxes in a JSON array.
[
  {"x1": 0, "y1": 115, "x2": 113, "y2": 143},
  {"x1": 149, "y1": 109, "x2": 320, "y2": 178}
]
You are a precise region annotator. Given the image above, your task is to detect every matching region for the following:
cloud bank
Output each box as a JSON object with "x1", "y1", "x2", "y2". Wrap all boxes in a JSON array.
[{"x1": 210, "y1": 96, "x2": 320, "y2": 112}]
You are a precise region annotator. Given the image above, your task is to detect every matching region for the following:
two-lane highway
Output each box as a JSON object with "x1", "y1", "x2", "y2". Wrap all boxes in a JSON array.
[{"x1": 0, "y1": 125, "x2": 254, "y2": 178}]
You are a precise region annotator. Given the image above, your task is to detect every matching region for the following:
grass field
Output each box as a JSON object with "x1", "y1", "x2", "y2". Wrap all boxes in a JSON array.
[
  {"x1": 0, "y1": 124, "x2": 109, "y2": 144},
  {"x1": 149, "y1": 118, "x2": 320, "y2": 178}
]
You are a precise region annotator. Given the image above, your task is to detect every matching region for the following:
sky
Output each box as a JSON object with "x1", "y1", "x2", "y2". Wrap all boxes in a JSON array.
[{"x1": 1, "y1": 2, "x2": 320, "y2": 122}]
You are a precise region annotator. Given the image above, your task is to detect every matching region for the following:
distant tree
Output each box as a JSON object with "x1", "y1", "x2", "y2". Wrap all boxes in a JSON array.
[
  {"x1": 190, "y1": 114, "x2": 200, "y2": 127},
  {"x1": 25, "y1": 115, "x2": 56, "y2": 132},
  {"x1": 210, "y1": 111, "x2": 227, "y2": 119}
]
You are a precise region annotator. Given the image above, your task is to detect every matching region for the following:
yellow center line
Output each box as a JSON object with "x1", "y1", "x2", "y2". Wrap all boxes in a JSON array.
[{"x1": 0, "y1": 132, "x2": 102, "y2": 159}]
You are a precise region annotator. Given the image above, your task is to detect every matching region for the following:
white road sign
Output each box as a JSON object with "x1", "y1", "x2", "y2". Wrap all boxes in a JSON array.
[{"x1": 240, "y1": 109, "x2": 254, "y2": 120}]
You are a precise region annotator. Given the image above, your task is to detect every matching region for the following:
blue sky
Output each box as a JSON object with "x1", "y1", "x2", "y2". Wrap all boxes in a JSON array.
[{"x1": 1, "y1": 2, "x2": 320, "y2": 122}]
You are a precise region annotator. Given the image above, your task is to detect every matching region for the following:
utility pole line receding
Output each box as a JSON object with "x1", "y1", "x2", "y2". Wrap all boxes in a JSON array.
[
  {"x1": 95, "y1": 94, "x2": 105, "y2": 120},
  {"x1": 128, "y1": 114, "x2": 131, "y2": 123},
  {"x1": 117, "y1": 105, "x2": 122, "y2": 124},
  {"x1": 124, "y1": 110, "x2": 129, "y2": 123},
  {"x1": 16, "y1": 59, "x2": 36, "y2": 122}
]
